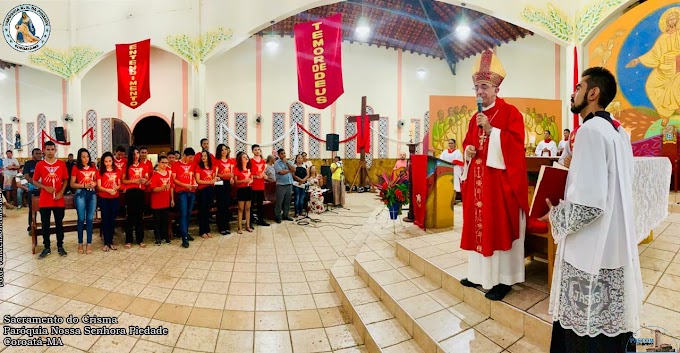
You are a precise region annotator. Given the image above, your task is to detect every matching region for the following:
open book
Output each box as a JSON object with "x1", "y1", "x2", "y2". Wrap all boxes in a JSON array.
[{"x1": 529, "y1": 165, "x2": 568, "y2": 218}]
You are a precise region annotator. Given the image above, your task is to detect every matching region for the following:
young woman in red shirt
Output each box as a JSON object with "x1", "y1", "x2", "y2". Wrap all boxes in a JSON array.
[
  {"x1": 97, "y1": 152, "x2": 122, "y2": 251},
  {"x1": 214, "y1": 144, "x2": 235, "y2": 235},
  {"x1": 122, "y1": 146, "x2": 149, "y2": 248},
  {"x1": 195, "y1": 150, "x2": 218, "y2": 238},
  {"x1": 70, "y1": 148, "x2": 98, "y2": 254},
  {"x1": 150, "y1": 155, "x2": 174, "y2": 245},
  {"x1": 233, "y1": 151, "x2": 254, "y2": 234}
]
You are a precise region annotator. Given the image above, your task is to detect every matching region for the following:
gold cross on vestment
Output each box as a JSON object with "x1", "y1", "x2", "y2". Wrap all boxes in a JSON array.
[{"x1": 479, "y1": 131, "x2": 486, "y2": 151}]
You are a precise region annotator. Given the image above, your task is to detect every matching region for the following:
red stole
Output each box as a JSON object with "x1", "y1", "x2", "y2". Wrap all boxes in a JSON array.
[{"x1": 460, "y1": 98, "x2": 529, "y2": 256}]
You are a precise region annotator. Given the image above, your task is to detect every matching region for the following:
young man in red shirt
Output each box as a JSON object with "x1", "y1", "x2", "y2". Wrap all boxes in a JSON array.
[
  {"x1": 150, "y1": 155, "x2": 174, "y2": 245},
  {"x1": 173, "y1": 148, "x2": 197, "y2": 248},
  {"x1": 193, "y1": 138, "x2": 215, "y2": 166},
  {"x1": 250, "y1": 144, "x2": 269, "y2": 226},
  {"x1": 32, "y1": 141, "x2": 70, "y2": 258},
  {"x1": 113, "y1": 145, "x2": 127, "y2": 172}
]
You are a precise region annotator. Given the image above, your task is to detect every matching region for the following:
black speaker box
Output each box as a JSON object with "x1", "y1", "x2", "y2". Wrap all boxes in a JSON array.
[
  {"x1": 326, "y1": 134, "x2": 339, "y2": 151},
  {"x1": 54, "y1": 127, "x2": 66, "y2": 142}
]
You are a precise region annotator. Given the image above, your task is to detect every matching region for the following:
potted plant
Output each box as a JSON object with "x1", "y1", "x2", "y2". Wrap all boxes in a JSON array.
[{"x1": 372, "y1": 172, "x2": 410, "y2": 220}]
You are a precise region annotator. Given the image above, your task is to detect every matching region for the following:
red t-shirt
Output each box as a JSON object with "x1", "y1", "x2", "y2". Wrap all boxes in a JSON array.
[
  {"x1": 196, "y1": 166, "x2": 217, "y2": 190},
  {"x1": 150, "y1": 170, "x2": 173, "y2": 209},
  {"x1": 193, "y1": 152, "x2": 215, "y2": 166},
  {"x1": 141, "y1": 160, "x2": 154, "y2": 178},
  {"x1": 98, "y1": 169, "x2": 122, "y2": 199},
  {"x1": 214, "y1": 158, "x2": 236, "y2": 181},
  {"x1": 71, "y1": 164, "x2": 98, "y2": 186},
  {"x1": 233, "y1": 168, "x2": 252, "y2": 189},
  {"x1": 125, "y1": 163, "x2": 149, "y2": 191},
  {"x1": 113, "y1": 157, "x2": 127, "y2": 191},
  {"x1": 34, "y1": 159, "x2": 69, "y2": 208},
  {"x1": 172, "y1": 161, "x2": 196, "y2": 193},
  {"x1": 250, "y1": 157, "x2": 266, "y2": 191}
]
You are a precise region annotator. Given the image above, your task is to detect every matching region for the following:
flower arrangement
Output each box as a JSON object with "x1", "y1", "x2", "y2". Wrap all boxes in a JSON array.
[{"x1": 372, "y1": 172, "x2": 410, "y2": 207}]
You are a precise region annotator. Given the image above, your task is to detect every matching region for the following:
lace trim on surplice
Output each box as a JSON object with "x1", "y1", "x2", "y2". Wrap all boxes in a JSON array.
[
  {"x1": 549, "y1": 201, "x2": 603, "y2": 243},
  {"x1": 557, "y1": 261, "x2": 626, "y2": 337}
]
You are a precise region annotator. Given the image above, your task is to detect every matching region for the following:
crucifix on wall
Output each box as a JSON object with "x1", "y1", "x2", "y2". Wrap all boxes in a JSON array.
[{"x1": 348, "y1": 96, "x2": 380, "y2": 188}]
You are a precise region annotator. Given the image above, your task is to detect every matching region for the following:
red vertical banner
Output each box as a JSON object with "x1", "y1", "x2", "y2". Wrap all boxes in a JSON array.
[
  {"x1": 573, "y1": 46, "x2": 579, "y2": 129},
  {"x1": 294, "y1": 14, "x2": 344, "y2": 109},
  {"x1": 411, "y1": 155, "x2": 428, "y2": 229},
  {"x1": 116, "y1": 39, "x2": 151, "y2": 109}
]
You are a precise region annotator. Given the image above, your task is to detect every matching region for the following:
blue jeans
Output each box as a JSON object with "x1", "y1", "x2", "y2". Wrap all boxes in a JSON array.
[
  {"x1": 176, "y1": 191, "x2": 196, "y2": 241},
  {"x1": 74, "y1": 189, "x2": 97, "y2": 244},
  {"x1": 99, "y1": 196, "x2": 119, "y2": 246},
  {"x1": 294, "y1": 186, "x2": 306, "y2": 215},
  {"x1": 17, "y1": 187, "x2": 25, "y2": 207}
]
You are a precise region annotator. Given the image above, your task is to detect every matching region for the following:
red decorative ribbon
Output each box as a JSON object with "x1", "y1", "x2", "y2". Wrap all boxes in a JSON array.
[
  {"x1": 82, "y1": 127, "x2": 94, "y2": 140},
  {"x1": 295, "y1": 123, "x2": 357, "y2": 143},
  {"x1": 40, "y1": 130, "x2": 71, "y2": 150}
]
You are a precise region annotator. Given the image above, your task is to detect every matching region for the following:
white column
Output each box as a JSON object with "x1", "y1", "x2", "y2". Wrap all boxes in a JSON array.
[
  {"x1": 186, "y1": 62, "x2": 207, "y2": 149},
  {"x1": 67, "y1": 77, "x2": 83, "y2": 157}
]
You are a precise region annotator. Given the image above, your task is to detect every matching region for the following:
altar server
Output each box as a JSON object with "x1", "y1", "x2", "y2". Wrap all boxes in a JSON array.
[
  {"x1": 543, "y1": 67, "x2": 641, "y2": 353},
  {"x1": 459, "y1": 49, "x2": 529, "y2": 301},
  {"x1": 439, "y1": 138, "x2": 464, "y2": 193},
  {"x1": 534, "y1": 130, "x2": 558, "y2": 157}
]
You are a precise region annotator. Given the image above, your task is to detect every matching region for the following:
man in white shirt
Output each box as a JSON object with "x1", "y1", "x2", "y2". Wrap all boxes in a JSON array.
[
  {"x1": 438, "y1": 139, "x2": 464, "y2": 193},
  {"x1": 2, "y1": 150, "x2": 20, "y2": 205},
  {"x1": 542, "y1": 67, "x2": 641, "y2": 352},
  {"x1": 534, "y1": 130, "x2": 558, "y2": 157},
  {"x1": 557, "y1": 129, "x2": 572, "y2": 166}
]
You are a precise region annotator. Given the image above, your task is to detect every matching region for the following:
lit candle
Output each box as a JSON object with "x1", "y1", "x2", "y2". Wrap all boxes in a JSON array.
[{"x1": 52, "y1": 179, "x2": 56, "y2": 199}]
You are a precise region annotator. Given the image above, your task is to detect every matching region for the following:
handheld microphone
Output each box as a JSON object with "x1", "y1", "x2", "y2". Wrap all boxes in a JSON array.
[{"x1": 476, "y1": 96, "x2": 484, "y2": 128}]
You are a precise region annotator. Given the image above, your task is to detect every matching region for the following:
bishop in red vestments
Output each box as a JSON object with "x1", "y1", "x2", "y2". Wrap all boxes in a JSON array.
[{"x1": 459, "y1": 50, "x2": 529, "y2": 301}]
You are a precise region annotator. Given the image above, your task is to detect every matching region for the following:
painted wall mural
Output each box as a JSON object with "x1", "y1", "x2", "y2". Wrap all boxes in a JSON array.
[
  {"x1": 521, "y1": 0, "x2": 625, "y2": 43},
  {"x1": 29, "y1": 47, "x2": 103, "y2": 79},
  {"x1": 588, "y1": 0, "x2": 680, "y2": 156},
  {"x1": 428, "y1": 96, "x2": 562, "y2": 157},
  {"x1": 166, "y1": 27, "x2": 233, "y2": 68}
]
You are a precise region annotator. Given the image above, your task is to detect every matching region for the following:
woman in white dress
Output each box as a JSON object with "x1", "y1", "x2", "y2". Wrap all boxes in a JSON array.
[{"x1": 307, "y1": 166, "x2": 324, "y2": 214}]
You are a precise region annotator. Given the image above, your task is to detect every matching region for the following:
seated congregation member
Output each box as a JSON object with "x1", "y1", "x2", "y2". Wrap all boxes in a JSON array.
[
  {"x1": 172, "y1": 148, "x2": 197, "y2": 248},
  {"x1": 70, "y1": 148, "x2": 98, "y2": 255},
  {"x1": 274, "y1": 149, "x2": 295, "y2": 223},
  {"x1": 97, "y1": 152, "x2": 121, "y2": 251},
  {"x1": 33, "y1": 141, "x2": 69, "y2": 258},
  {"x1": 233, "y1": 151, "x2": 254, "y2": 233},
  {"x1": 250, "y1": 144, "x2": 269, "y2": 226},
  {"x1": 393, "y1": 152, "x2": 408, "y2": 172},
  {"x1": 264, "y1": 155, "x2": 276, "y2": 182},
  {"x1": 308, "y1": 166, "x2": 324, "y2": 214},
  {"x1": 195, "y1": 151, "x2": 218, "y2": 238},
  {"x1": 122, "y1": 146, "x2": 149, "y2": 248},
  {"x1": 150, "y1": 155, "x2": 174, "y2": 245},
  {"x1": 330, "y1": 156, "x2": 345, "y2": 207},
  {"x1": 292, "y1": 154, "x2": 309, "y2": 217},
  {"x1": 23, "y1": 148, "x2": 43, "y2": 232},
  {"x1": 214, "y1": 144, "x2": 234, "y2": 235}
]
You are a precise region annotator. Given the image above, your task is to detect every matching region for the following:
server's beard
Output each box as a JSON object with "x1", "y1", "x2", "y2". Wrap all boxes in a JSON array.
[{"x1": 570, "y1": 98, "x2": 588, "y2": 114}]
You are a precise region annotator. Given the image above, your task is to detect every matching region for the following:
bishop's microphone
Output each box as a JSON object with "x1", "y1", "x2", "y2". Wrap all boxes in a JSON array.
[{"x1": 476, "y1": 96, "x2": 484, "y2": 128}]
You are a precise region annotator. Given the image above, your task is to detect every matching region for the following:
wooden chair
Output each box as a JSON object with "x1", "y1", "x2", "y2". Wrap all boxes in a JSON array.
[
  {"x1": 661, "y1": 124, "x2": 679, "y2": 192},
  {"x1": 525, "y1": 186, "x2": 556, "y2": 290}
]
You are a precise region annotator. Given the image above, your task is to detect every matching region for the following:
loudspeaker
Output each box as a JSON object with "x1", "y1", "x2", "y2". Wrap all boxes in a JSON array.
[
  {"x1": 326, "y1": 134, "x2": 339, "y2": 151},
  {"x1": 54, "y1": 127, "x2": 66, "y2": 142}
]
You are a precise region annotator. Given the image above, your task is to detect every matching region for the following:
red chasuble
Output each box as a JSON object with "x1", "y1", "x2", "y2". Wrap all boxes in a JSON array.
[{"x1": 460, "y1": 98, "x2": 529, "y2": 256}]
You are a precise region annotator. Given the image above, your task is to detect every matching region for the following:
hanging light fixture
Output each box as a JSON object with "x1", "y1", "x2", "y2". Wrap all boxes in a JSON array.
[
  {"x1": 355, "y1": 0, "x2": 371, "y2": 41},
  {"x1": 266, "y1": 20, "x2": 279, "y2": 50},
  {"x1": 455, "y1": 8, "x2": 471, "y2": 41}
]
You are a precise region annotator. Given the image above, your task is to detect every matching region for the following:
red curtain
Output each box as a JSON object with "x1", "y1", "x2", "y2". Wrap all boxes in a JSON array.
[
  {"x1": 294, "y1": 14, "x2": 344, "y2": 109},
  {"x1": 355, "y1": 115, "x2": 371, "y2": 153},
  {"x1": 411, "y1": 155, "x2": 428, "y2": 229},
  {"x1": 116, "y1": 39, "x2": 151, "y2": 109},
  {"x1": 573, "y1": 47, "x2": 579, "y2": 129}
]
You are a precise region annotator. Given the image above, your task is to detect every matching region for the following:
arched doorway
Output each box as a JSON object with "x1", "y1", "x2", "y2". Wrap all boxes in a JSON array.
[
  {"x1": 132, "y1": 116, "x2": 171, "y2": 154},
  {"x1": 112, "y1": 118, "x2": 132, "y2": 151}
]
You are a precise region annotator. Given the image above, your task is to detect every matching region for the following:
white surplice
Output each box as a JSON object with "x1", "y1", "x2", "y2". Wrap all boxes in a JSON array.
[
  {"x1": 462, "y1": 122, "x2": 526, "y2": 290},
  {"x1": 557, "y1": 139, "x2": 571, "y2": 165},
  {"x1": 535, "y1": 140, "x2": 558, "y2": 157},
  {"x1": 548, "y1": 114, "x2": 643, "y2": 337},
  {"x1": 439, "y1": 149, "x2": 464, "y2": 192}
]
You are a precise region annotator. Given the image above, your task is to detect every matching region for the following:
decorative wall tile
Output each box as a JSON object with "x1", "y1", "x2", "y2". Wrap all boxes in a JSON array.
[
  {"x1": 413, "y1": 119, "x2": 421, "y2": 154},
  {"x1": 234, "y1": 113, "x2": 247, "y2": 153},
  {"x1": 424, "y1": 111, "x2": 430, "y2": 137},
  {"x1": 6, "y1": 124, "x2": 12, "y2": 151},
  {"x1": 309, "y1": 114, "x2": 321, "y2": 158},
  {"x1": 289, "y1": 102, "x2": 304, "y2": 155},
  {"x1": 87, "y1": 110, "x2": 98, "y2": 157},
  {"x1": 378, "y1": 116, "x2": 389, "y2": 158},
  {"x1": 101, "y1": 118, "x2": 112, "y2": 153},
  {"x1": 26, "y1": 122, "x2": 35, "y2": 152},
  {"x1": 344, "y1": 115, "x2": 356, "y2": 159},
  {"x1": 214, "y1": 102, "x2": 229, "y2": 145},
  {"x1": 273, "y1": 113, "x2": 285, "y2": 152},
  {"x1": 49, "y1": 121, "x2": 56, "y2": 140}
]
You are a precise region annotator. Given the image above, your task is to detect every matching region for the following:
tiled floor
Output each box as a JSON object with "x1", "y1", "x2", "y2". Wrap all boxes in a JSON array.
[{"x1": 1, "y1": 195, "x2": 385, "y2": 353}]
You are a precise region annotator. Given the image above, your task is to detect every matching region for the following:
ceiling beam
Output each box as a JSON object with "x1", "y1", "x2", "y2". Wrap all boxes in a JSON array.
[{"x1": 417, "y1": 0, "x2": 457, "y2": 75}]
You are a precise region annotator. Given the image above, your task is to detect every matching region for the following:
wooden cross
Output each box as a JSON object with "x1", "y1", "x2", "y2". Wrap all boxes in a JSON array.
[{"x1": 348, "y1": 96, "x2": 380, "y2": 186}]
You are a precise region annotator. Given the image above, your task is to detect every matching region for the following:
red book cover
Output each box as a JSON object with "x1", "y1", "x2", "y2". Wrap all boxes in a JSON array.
[{"x1": 529, "y1": 165, "x2": 568, "y2": 218}]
